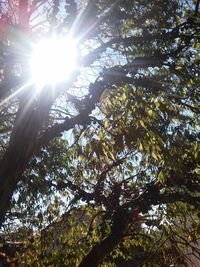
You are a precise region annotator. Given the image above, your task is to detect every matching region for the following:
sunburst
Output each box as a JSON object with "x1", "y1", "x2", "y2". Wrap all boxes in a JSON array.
[{"x1": 30, "y1": 36, "x2": 78, "y2": 88}]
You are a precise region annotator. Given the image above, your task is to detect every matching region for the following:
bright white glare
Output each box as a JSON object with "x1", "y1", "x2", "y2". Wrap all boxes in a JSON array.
[{"x1": 31, "y1": 37, "x2": 78, "y2": 87}]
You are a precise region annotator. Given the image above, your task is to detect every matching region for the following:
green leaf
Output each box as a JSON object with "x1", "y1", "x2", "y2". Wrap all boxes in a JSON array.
[{"x1": 158, "y1": 171, "x2": 165, "y2": 183}]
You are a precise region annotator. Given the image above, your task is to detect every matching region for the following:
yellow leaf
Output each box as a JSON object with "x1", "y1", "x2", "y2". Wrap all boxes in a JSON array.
[
  {"x1": 175, "y1": 66, "x2": 182, "y2": 70},
  {"x1": 158, "y1": 171, "x2": 165, "y2": 183},
  {"x1": 139, "y1": 120, "x2": 145, "y2": 128},
  {"x1": 80, "y1": 129, "x2": 87, "y2": 139},
  {"x1": 139, "y1": 142, "x2": 143, "y2": 151},
  {"x1": 108, "y1": 151, "x2": 115, "y2": 161},
  {"x1": 148, "y1": 109, "x2": 153, "y2": 116},
  {"x1": 152, "y1": 152, "x2": 158, "y2": 160},
  {"x1": 99, "y1": 131, "x2": 104, "y2": 139},
  {"x1": 104, "y1": 119, "x2": 109, "y2": 129}
]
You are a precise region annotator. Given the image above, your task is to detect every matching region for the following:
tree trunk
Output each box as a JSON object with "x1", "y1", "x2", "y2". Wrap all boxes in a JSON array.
[
  {"x1": 78, "y1": 213, "x2": 128, "y2": 267},
  {"x1": 0, "y1": 89, "x2": 53, "y2": 226}
]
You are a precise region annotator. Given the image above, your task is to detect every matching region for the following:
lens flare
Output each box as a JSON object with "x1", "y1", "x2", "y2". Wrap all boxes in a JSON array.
[{"x1": 31, "y1": 37, "x2": 78, "y2": 87}]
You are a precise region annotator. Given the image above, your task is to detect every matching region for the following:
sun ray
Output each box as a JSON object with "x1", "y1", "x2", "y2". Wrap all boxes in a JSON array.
[
  {"x1": 68, "y1": 0, "x2": 120, "y2": 44},
  {"x1": 0, "y1": 81, "x2": 33, "y2": 109}
]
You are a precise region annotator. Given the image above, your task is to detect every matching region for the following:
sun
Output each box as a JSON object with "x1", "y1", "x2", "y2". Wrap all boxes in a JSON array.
[{"x1": 30, "y1": 37, "x2": 78, "y2": 87}]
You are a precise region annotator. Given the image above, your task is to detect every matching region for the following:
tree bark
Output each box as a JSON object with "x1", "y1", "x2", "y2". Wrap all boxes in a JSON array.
[
  {"x1": 78, "y1": 212, "x2": 128, "y2": 267},
  {"x1": 0, "y1": 89, "x2": 53, "y2": 226}
]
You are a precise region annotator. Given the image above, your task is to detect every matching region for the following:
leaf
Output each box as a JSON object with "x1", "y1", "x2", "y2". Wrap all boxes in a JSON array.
[
  {"x1": 158, "y1": 171, "x2": 165, "y2": 183},
  {"x1": 98, "y1": 131, "x2": 104, "y2": 139},
  {"x1": 108, "y1": 150, "x2": 116, "y2": 161},
  {"x1": 152, "y1": 152, "x2": 158, "y2": 161},
  {"x1": 148, "y1": 109, "x2": 153, "y2": 116},
  {"x1": 194, "y1": 143, "x2": 200, "y2": 160},
  {"x1": 80, "y1": 129, "x2": 87, "y2": 139},
  {"x1": 139, "y1": 120, "x2": 145, "y2": 128},
  {"x1": 139, "y1": 142, "x2": 143, "y2": 151},
  {"x1": 175, "y1": 66, "x2": 182, "y2": 70},
  {"x1": 104, "y1": 119, "x2": 109, "y2": 129}
]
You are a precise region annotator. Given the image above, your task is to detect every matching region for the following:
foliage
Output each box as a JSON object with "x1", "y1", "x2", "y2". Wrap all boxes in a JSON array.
[{"x1": 0, "y1": 0, "x2": 199, "y2": 266}]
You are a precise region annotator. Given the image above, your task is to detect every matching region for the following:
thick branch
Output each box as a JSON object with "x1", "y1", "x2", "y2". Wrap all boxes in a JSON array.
[{"x1": 78, "y1": 211, "x2": 128, "y2": 267}]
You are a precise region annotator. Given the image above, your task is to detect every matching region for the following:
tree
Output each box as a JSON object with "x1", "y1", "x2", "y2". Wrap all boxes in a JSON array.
[{"x1": 0, "y1": 0, "x2": 199, "y2": 266}]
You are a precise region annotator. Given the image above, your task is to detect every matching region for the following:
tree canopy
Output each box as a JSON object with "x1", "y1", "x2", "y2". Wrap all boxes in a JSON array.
[{"x1": 0, "y1": 0, "x2": 199, "y2": 266}]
